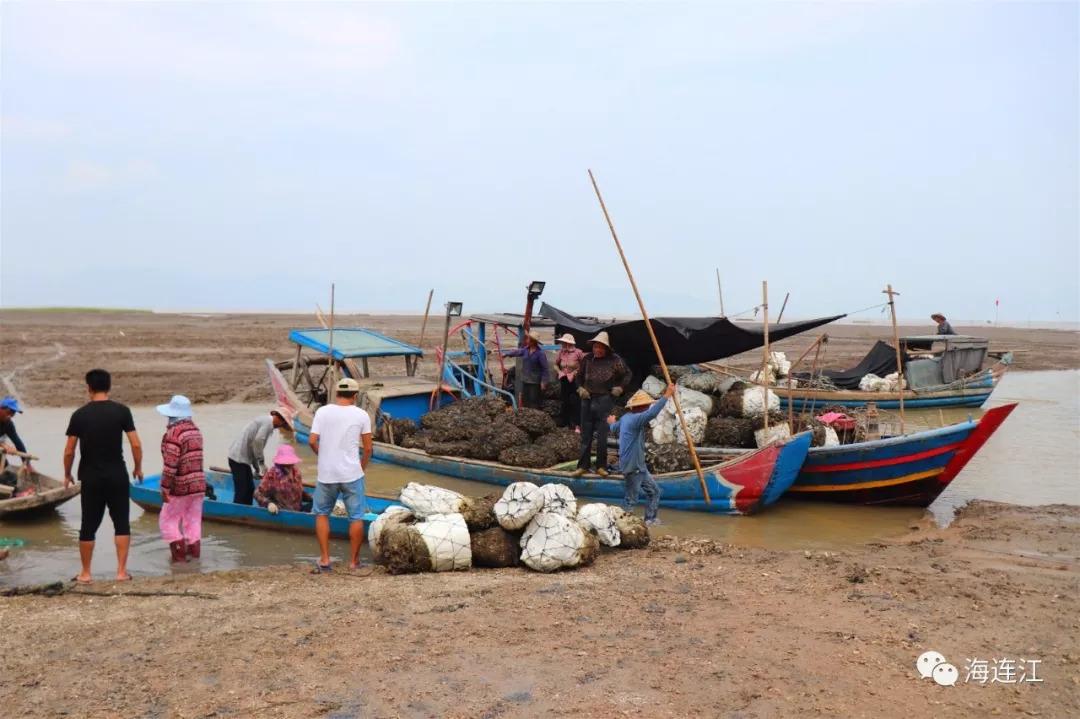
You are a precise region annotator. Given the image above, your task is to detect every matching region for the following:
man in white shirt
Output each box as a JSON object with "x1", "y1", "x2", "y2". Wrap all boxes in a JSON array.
[{"x1": 308, "y1": 378, "x2": 373, "y2": 570}]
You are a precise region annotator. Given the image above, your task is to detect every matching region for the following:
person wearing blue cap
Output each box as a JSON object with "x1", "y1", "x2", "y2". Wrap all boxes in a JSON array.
[{"x1": 0, "y1": 397, "x2": 32, "y2": 474}]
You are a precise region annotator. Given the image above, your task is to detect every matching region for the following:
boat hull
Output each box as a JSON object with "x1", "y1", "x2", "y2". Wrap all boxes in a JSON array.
[
  {"x1": 372, "y1": 432, "x2": 813, "y2": 515},
  {"x1": 131, "y1": 471, "x2": 399, "y2": 538},
  {"x1": 787, "y1": 403, "x2": 1016, "y2": 506},
  {"x1": 0, "y1": 472, "x2": 81, "y2": 518}
]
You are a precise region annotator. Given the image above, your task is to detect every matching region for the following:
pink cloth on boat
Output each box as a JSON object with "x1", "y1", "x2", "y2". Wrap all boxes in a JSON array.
[
  {"x1": 816, "y1": 412, "x2": 848, "y2": 425},
  {"x1": 159, "y1": 493, "x2": 203, "y2": 544}
]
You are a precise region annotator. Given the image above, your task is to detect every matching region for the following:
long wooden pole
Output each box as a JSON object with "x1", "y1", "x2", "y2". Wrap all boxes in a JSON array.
[
  {"x1": 761, "y1": 281, "x2": 770, "y2": 440},
  {"x1": 776, "y1": 292, "x2": 790, "y2": 323},
  {"x1": 434, "y1": 304, "x2": 453, "y2": 409},
  {"x1": 883, "y1": 284, "x2": 905, "y2": 432},
  {"x1": 418, "y1": 289, "x2": 434, "y2": 348},
  {"x1": 715, "y1": 269, "x2": 725, "y2": 317},
  {"x1": 798, "y1": 339, "x2": 825, "y2": 427},
  {"x1": 588, "y1": 170, "x2": 710, "y2": 505},
  {"x1": 328, "y1": 283, "x2": 336, "y2": 402}
]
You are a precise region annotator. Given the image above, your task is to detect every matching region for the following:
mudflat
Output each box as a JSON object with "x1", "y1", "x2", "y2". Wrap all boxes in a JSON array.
[
  {"x1": 1, "y1": 310, "x2": 1077, "y2": 407},
  {"x1": 1, "y1": 501, "x2": 1077, "y2": 717}
]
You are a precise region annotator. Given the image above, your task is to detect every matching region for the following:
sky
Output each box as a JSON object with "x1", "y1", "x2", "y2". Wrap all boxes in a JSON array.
[{"x1": 1, "y1": 1, "x2": 1077, "y2": 323}]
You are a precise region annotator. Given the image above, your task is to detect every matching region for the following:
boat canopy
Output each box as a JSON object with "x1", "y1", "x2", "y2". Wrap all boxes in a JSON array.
[
  {"x1": 287, "y1": 328, "x2": 423, "y2": 361},
  {"x1": 468, "y1": 312, "x2": 558, "y2": 328},
  {"x1": 539, "y1": 303, "x2": 845, "y2": 367}
]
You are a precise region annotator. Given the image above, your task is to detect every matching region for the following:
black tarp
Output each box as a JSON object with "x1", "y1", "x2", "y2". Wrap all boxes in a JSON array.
[
  {"x1": 539, "y1": 303, "x2": 844, "y2": 369},
  {"x1": 792, "y1": 340, "x2": 909, "y2": 390}
]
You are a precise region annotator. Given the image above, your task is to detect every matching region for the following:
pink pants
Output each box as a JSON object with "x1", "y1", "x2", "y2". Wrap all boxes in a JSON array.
[{"x1": 159, "y1": 493, "x2": 203, "y2": 544}]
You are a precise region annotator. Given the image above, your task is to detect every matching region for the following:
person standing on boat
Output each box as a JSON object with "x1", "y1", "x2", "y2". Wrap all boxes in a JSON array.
[
  {"x1": 226, "y1": 406, "x2": 295, "y2": 505},
  {"x1": 502, "y1": 330, "x2": 549, "y2": 410},
  {"x1": 156, "y1": 395, "x2": 206, "y2": 563},
  {"x1": 572, "y1": 331, "x2": 632, "y2": 478},
  {"x1": 607, "y1": 383, "x2": 675, "y2": 526},
  {"x1": 932, "y1": 313, "x2": 957, "y2": 335},
  {"x1": 553, "y1": 334, "x2": 585, "y2": 430},
  {"x1": 63, "y1": 369, "x2": 144, "y2": 583},
  {"x1": 308, "y1": 377, "x2": 373, "y2": 571},
  {"x1": 254, "y1": 445, "x2": 308, "y2": 513}
]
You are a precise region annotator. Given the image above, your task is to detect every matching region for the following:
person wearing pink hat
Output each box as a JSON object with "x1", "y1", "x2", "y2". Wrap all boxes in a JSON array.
[
  {"x1": 227, "y1": 405, "x2": 295, "y2": 506},
  {"x1": 254, "y1": 445, "x2": 308, "y2": 514}
]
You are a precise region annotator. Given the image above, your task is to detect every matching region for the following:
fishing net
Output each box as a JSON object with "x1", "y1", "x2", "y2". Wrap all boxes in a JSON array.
[
  {"x1": 649, "y1": 402, "x2": 707, "y2": 445},
  {"x1": 377, "y1": 418, "x2": 418, "y2": 445},
  {"x1": 453, "y1": 396, "x2": 512, "y2": 421},
  {"x1": 541, "y1": 399, "x2": 564, "y2": 423},
  {"x1": 612, "y1": 508, "x2": 650, "y2": 548},
  {"x1": 459, "y1": 492, "x2": 501, "y2": 531},
  {"x1": 538, "y1": 483, "x2": 577, "y2": 518},
  {"x1": 646, "y1": 443, "x2": 693, "y2": 474},
  {"x1": 506, "y1": 408, "x2": 557, "y2": 438},
  {"x1": 423, "y1": 440, "x2": 474, "y2": 458},
  {"x1": 740, "y1": 386, "x2": 779, "y2": 418},
  {"x1": 677, "y1": 371, "x2": 722, "y2": 394},
  {"x1": 641, "y1": 375, "x2": 666, "y2": 398},
  {"x1": 519, "y1": 511, "x2": 599, "y2": 573},
  {"x1": 542, "y1": 382, "x2": 562, "y2": 400},
  {"x1": 654, "y1": 365, "x2": 694, "y2": 382},
  {"x1": 704, "y1": 417, "x2": 756, "y2": 448},
  {"x1": 534, "y1": 428, "x2": 580, "y2": 463},
  {"x1": 399, "y1": 482, "x2": 465, "y2": 517},
  {"x1": 494, "y1": 482, "x2": 543, "y2": 530},
  {"x1": 368, "y1": 506, "x2": 414, "y2": 563},
  {"x1": 424, "y1": 414, "x2": 492, "y2": 442},
  {"x1": 379, "y1": 512, "x2": 472, "y2": 574},
  {"x1": 499, "y1": 444, "x2": 558, "y2": 469},
  {"x1": 718, "y1": 382, "x2": 747, "y2": 418},
  {"x1": 467, "y1": 423, "x2": 530, "y2": 461},
  {"x1": 401, "y1": 434, "x2": 428, "y2": 450},
  {"x1": 469, "y1": 526, "x2": 522, "y2": 568},
  {"x1": 576, "y1": 503, "x2": 621, "y2": 547}
]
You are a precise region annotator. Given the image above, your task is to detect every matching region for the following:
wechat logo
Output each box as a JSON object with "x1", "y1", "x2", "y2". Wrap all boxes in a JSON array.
[{"x1": 917, "y1": 651, "x2": 959, "y2": 687}]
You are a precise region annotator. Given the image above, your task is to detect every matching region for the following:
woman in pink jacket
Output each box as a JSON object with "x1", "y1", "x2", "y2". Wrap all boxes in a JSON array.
[
  {"x1": 156, "y1": 395, "x2": 206, "y2": 563},
  {"x1": 554, "y1": 334, "x2": 585, "y2": 431}
]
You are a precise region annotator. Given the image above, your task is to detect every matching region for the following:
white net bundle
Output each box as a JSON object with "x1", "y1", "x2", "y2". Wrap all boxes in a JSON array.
[
  {"x1": 677, "y1": 371, "x2": 722, "y2": 394},
  {"x1": 368, "y1": 505, "x2": 413, "y2": 563},
  {"x1": 399, "y1": 482, "x2": 465, "y2": 518},
  {"x1": 641, "y1": 375, "x2": 666, "y2": 398},
  {"x1": 519, "y1": 511, "x2": 599, "y2": 572},
  {"x1": 538, "y1": 483, "x2": 577, "y2": 518},
  {"x1": 754, "y1": 422, "x2": 792, "y2": 448},
  {"x1": 415, "y1": 513, "x2": 472, "y2": 572},
  {"x1": 741, "y1": 385, "x2": 779, "y2": 418},
  {"x1": 331, "y1": 499, "x2": 348, "y2": 518},
  {"x1": 576, "y1": 503, "x2": 621, "y2": 547},
  {"x1": 494, "y1": 482, "x2": 544, "y2": 530},
  {"x1": 650, "y1": 401, "x2": 708, "y2": 445},
  {"x1": 376, "y1": 511, "x2": 472, "y2": 574},
  {"x1": 612, "y1": 508, "x2": 650, "y2": 549}
]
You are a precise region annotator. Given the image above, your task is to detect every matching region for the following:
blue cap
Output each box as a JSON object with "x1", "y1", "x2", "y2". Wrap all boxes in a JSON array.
[{"x1": 0, "y1": 397, "x2": 22, "y2": 413}]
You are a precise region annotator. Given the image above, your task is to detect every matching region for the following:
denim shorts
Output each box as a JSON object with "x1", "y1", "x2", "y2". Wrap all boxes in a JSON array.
[{"x1": 313, "y1": 478, "x2": 366, "y2": 521}]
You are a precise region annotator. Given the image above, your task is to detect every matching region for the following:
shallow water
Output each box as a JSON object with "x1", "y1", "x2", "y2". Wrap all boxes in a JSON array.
[{"x1": 1, "y1": 371, "x2": 1075, "y2": 585}]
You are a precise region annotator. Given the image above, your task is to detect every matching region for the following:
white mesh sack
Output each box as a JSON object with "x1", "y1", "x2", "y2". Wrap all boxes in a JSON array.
[
  {"x1": 538, "y1": 483, "x2": 577, "y2": 518},
  {"x1": 673, "y1": 386, "x2": 714, "y2": 416},
  {"x1": 494, "y1": 481, "x2": 544, "y2": 530},
  {"x1": 519, "y1": 511, "x2": 598, "y2": 572},
  {"x1": 649, "y1": 413, "x2": 677, "y2": 444},
  {"x1": 576, "y1": 503, "x2": 621, "y2": 547},
  {"x1": 741, "y1": 385, "x2": 779, "y2": 418},
  {"x1": 611, "y1": 507, "x2": 650, "y2": 549},
  {"x1": 414, "y1": 512, "x2": 472, "y2": 571},
  {"x1": 368, "y1": 506, "x2": 414, "y2": 563},
  {"x1": 673, "y1": 406, "x2": 708, "y2": 445},
  {"x1": 749, "y1": 368, "x2": 777, "y2": 386},
  {"x1": 754, "y1": 422, "x2": 792, "y2": 448},
  {"x1": 677, "y1": 371, "x2": 721, "y2": 394},
  {"x1": 399, "y1": 482, "x2": 465, "y2": 518},
  {"x1": 858, "y1": 374, "x2": 888, "y2": 392},
  {"x1": 768, "y1": 351, "x2": 792, "y2": 377},
  {"x1": 823, "y1": 426, "x2": 840, "y2": 447},
  {"x1": 641, "y1": 375, "x2": 666, "y2": 398},
  {"x1": 331, "y1": 499, "x2": 348, "y2": 518},
  {"x1": 883, "y1": 372, "x2": 907, "y2": 392}
]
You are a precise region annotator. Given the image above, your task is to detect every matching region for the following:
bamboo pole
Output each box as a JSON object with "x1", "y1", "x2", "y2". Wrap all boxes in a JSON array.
[
  {"x1": 798, "y1": 338, "x2": 825, "y2": 427},
  {"x1": 328, "y1": 284, "x2": 336, "y2": 403},
  {"x1": 715, "y1": 269, "x2": 725, "y2": 317},
  {"x1": 785, "y1": 334, "x2": 826, "y2": 431},
  {"x1": 588, "y1": 170, "x2": 710, "y2": 505},
  {"x1": 777, "y1": 292, "x2": 790, "y2": 323},
  {"x1": 418, "y1": 289, "x2": 434, "y2": 348},
  {"x1": 761, "y1": 281, "x2": 770, "y2": 440},
  {"x1": 434, "y1": 304, "x2": 453, "y2": 409},
  {"x1": 883, "y1": 284, "x2": 905, "y2": 432}
]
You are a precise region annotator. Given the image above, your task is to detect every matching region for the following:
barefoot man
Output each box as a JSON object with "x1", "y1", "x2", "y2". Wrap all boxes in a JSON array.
[
  {"x1": 63, "y1": 369, "x2": 144, "y2": 582},
  {"x1": 308, "y1": 377, "x2": 372, "y2": 571}
]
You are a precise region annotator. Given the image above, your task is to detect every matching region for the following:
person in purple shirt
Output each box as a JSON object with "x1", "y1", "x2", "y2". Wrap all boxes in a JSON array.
[
  {"x1": 607, "y1": 383, "x2": 675, "y2": 525},
  {"x1": 502, "y1": 330, "x2": 549, "y2": 409}
]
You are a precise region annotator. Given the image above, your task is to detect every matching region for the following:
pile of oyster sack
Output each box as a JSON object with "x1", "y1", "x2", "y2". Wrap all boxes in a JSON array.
[{"x1": 368, "y1": 482, "x2": 648, "y2": 575}]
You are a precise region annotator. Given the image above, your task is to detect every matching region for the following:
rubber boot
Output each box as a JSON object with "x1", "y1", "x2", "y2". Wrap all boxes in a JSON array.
[
  {"x1": 186, "y1": 540, "x2": 201, "y2": 559},
  {"x1": 169, "y1": 540, "x2": 188, "y2": 563}
]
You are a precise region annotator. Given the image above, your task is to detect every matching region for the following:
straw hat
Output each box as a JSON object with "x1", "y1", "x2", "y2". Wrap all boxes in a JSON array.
[
  {"x1": 589, "y1": 331, "x2": 612, "y2": 348},
  {"x1": 156, "y1": 395, "x2": 193, "y2": 418},
  {"x1": 526, "y1": 329, "x2": 542, "y2": 343},
  {"x1": 556, "y1": 333, "x2": 576, "y2": 346},
  {"x1": 931, "y1": 313, "x2": 946, "y2": 321},
  {"x1": 272, "y1": 445, "x2": 302, "y2": 466},
  {"x1": 626, "y1": 390, "x2": 655, "y2": 409},
  {"x1": 271, "y1": 405, "x2": 296, "y2": 430}
]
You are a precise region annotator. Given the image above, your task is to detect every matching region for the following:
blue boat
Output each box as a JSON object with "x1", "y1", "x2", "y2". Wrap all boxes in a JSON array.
[
  {"x1": 371, "y1": 432, "x2": 813, "y2": 515},
  {"x1": 130, "y1": 470, "x2": 400, "y2": 538},
  {"x1": 786, "y1": 403, "x2": 1017, "y2": 506}
]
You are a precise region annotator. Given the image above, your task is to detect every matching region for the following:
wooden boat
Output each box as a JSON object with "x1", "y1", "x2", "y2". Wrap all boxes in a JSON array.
[
  {"x1": 130, "y1": 470, "x2": 400, "y2": 538},
  {"x1": 0, "y1": 471, "x2": 81, "y2": 518},
  {"x1": 786, "y1": 403, "x2": 1016, "y2": 506},
  {"x1": 372, "y1": 432, "x2": 813, "y2": 515}
]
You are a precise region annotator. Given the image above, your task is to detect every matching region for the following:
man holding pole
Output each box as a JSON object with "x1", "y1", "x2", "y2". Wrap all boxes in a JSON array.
[
  {"x1": 572, "y1": 332, "x2": 631, "y2": 477},
  {"x1": 608, "y1": 383, "x2": 675, "y2": 525}
]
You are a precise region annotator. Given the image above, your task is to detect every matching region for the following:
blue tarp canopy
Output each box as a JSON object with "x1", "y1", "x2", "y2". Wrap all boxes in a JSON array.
[{"x1": 288, "y1": 328, "x2": 423, "y2": 360}]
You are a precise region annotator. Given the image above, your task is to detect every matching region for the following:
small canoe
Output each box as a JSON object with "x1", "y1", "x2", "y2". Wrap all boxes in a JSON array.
[
  {"x1": 787, "y1": 403, "x2": 1017, "y2": 506},
  {"x1": 372, "y1": 432, "x2": 813, "y2": 515},
  {"x1": 0, "y1": 471, "x2": 81, "y2": 518},
  {"x1": 131, "y1": 470, "x2": 400, "y2": 538},
  {"x1": 776, "y1": 371, "x2": 1005, "y2": 411}
]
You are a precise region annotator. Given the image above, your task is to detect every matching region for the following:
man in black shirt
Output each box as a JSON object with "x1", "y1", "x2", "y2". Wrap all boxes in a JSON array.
[{"x1": 64, "y1": 369, "x2": 144, "y2": 583}]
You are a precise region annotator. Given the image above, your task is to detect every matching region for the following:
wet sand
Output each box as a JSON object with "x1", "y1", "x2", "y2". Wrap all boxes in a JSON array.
[
  {"x1": 0, "y1": 310, "x2": 1077, "y2": 407},
  {"x1": 1, "y1": 501, "x2": 1077, "y2": 718}
]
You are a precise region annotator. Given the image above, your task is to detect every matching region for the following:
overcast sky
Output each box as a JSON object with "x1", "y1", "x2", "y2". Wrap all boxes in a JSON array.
[{"x1": 2, "y1": 2, "x2": 1077, "y2": 322}]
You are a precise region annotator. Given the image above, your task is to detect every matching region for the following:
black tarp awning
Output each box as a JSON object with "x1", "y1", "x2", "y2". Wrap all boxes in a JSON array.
[
  {"x1": 539, "y1": 303, "x2": 844, "y2": 367},
  {"x1": 791, "y1": 340, "x2": 909, "y2": 389}
]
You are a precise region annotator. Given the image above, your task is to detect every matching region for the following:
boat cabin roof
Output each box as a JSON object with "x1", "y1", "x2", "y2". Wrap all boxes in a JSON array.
[
  {"x1": 900, "y1": 335, "x2": 988, "y2": 346},
  {"x1": 469, "y1": 313, "x2": 558, "y2": 328},
  {"x1": 288, "y1": 328, "x2": 423, "y2": 360}
]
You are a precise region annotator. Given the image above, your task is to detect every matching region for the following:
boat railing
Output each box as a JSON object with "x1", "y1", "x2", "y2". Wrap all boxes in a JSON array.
[{"x1": 439, "y1": 353, "x2": 518, "y2": 408}]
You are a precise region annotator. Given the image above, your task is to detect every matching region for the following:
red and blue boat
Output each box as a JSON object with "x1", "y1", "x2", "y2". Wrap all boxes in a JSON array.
[{"x1": 786, "y1": 403, "x2": 1016, "y2": 506}]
